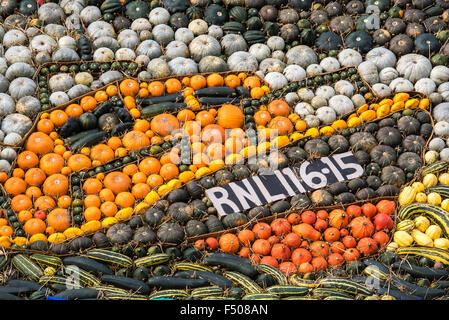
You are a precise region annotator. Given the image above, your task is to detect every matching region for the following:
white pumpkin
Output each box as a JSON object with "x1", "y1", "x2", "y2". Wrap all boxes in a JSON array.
[
  {"x1": 0, "y1": 58, "x2": 7, "y2": 75},
  {"x1": 152, "y1": 24, "x2": 174, "y2": 46},
  {"x1": 58, "y1": 36, "x2": 77, "y2": 50},
  {"x1": 15, "y1": 96, "x2": 40, "y2": 118},
  {"x1": 294, "y1": 102, "x2": 314, "y2": 118},
  {"x1": 365, "y1": 47, "x2": 397, "y2": 71},
  {"x1": 316, "y1": 106, "x2": 337, "y2": 124},
  {"x1": 67, "y1": 84, "x2": 90, "y2": 99},
  {"x1": 175, "y1": 28, "x2": 195, "y2": 44},
  {"x1": 168, "y1": 57, "x2": 198, "y2": 76},
  {"x1": 49, "y1": 91, "x2": 70, "y2": 106},
  {"x1": 147, "y1": 58, "x2": 170, "y2": 78},
  {"x1": 271, "y1": 50, "x2": 285, "y2": 61},
  {"x1": 264, "y1": 72, "x2": 288, "y2": 91},
  {"x1": 5, "y1": 63, "x2": 35, "y2": 81},
  {"x1": 440, "y1": 148, "x2": 449, "y2": 162},
  {"x1": 87, "y1": 21, "x2": 116, "y2": 40},
  {"x1": 285, "y1": 45, "x2": 317, "y2": 68},
  {"x1": 189, "y1": 35, "x2": 221, "y2": 63},
  {"x1": 255, "y1": 70, "x2": 265, "y2": 80},
  {"x1": 414, "y1": 78, "x2": 436, "y2": 96},
  {"x1": 131, "y1": 18, "x2": 151, "y2": 32},
  {"x1": 296, "y1": 88, "x2": 314, "y2": 102},
  {"x1": 372, "y1": 83, "x2": 392, "y2": 98},
  {"x1": 198, "y1": 56, "x2": 228, "y2": 73},
  {"x1": 0, "y1": 75, "x2": 9, "y2": 94},
  {"x1": 438, "y1": 82, "x2": 449, "y2": 102},
  {"x1": 0, "y1": 147, "x2": 16, "y2": 162},
  {"x1": 1, "y1": 113, "x2": 32, "y2": 137},
  {"x1": 188, "y1": 19, "x2": 209, "y2": 36},
  {"x1": 430, "y1": 66, "x2": 449, "y2": 86},
  {"x1": 396, "y1": 54, "x2": 432, "y2": 83},
  {"x1": 9, "y1": 78, "x2": 36, "y2": 100},
  {"x1": 2, "y1": 30, "x2": 27, "y2": 48},
  {"x1": 357, "y1": 61, "x2": 379, "y2": 85},
  {"x1": 429, "y1": 137, "x2": 446, "y2": 151},
  {"x1": 80, "y1": 6, "x2": 102, "y2": 25},
  {"x1": 389, "y1": 77, "x2": 414, "y2": 93},
  {"x1": 304, "y1": 114, "x2": 320, "y2": 128},
  {"x1": 99, "y1": 71, "x2": 123, "y2": 85},
  {"x1": 208, "y1": 25, "x2": 223, "y2": 39},
  {"x1": 259, "y1": 58, "x2": 285, "y2": 74},
  {"x1": 38, "y1": 3, "x2": 65, "y2": 24},
  {"x1": 221, "y1": 34, "x2": 248, "y2": 56},
  {"x1": 283, "y1": 65, "x2": 306, "y2": 82},
  {"x1": 433, "y1": 102, "x2": 449, "y2": 122},
  {"x1": 118, "y1": 29, "x2": 140, "y2": 49},
  {"x1": 0, "y1": 93, "x2": 15, "y2": 117},
  {"x1": 329, "y1": 95, "x2": 354, "y2": 116},
  {"x1": 165, "y1": 41, "x2": 189, "y2": 59},
  {"x1": 93, "y1": 36, "x2": 119, "y2": 51},
  {"x1": 248, "y1": 44, "x2": 271, "y2": 62},
  {"x1": 0, "y1": 130, "x2": 6, "y2": 143},
  {"x1": 227, "y1": 51, "x2": 258, "y2": 71},
  {"x1": 60, "y1": 0, "x2": 84, "y2": 15},
  {"x1": 379, "y1": 67, "x2": 399, "y2": 85},
  {"x1": 149, "y1": 7, "x2": 170, "y2": 25},
  {"x1": 0, "y1": 160, "x2": 11, "y2": 173},
  {"x1": 115, "y1": 48, "x2": 136, "y2": 60},
  {"x1": 351, "y1": 94, "x2": 366, "y2": 108},
  {"x1": 338, "y1": 48, "x2": 362, "y2": 67},
  {"x1": 430, "y1": 92, "x2": 443, "y2": 105},
  {"x1": 284, "y1": 92, "x2": 299, "y2": 106},
  {"x1": 306, "y1": 64, "x2": 323, "y2": 77},
  {"x1": 35, "y1": 51, "x2": 52, "y2": 65},
  {"x1": 136, "y1": 40, "x2": 162, "y2": 58},
  {"x1": 319, "y1": 57, "x2": 340, "y2": 72},
  {"x1": 334, "y1": 80, "x2": 355, "y2": 97},
  {"x1": 434, "y1": 121, "x2": 449, "y2": 137},
  {"x1": 48, "y1": 73, "x2": 74, "y2": 92},
  {"x1": 310, "y1": 95, "x2": 327, "y2": 109},
  {"x1": 3, "y1": 133, "x2": 21, "y2": 145},
  {"x1": 93, "y1": 47, "x2": 115, "y2": 62},
  {"x1": 4, "y1": 46, "x2": 32, "y2": 64},
  {"x1": 315, "y1": 86, "x2": 335, "y2": 101},
  {"x1": 52, "y1": 48, "x2": 80, "y2": 62},
  {"x1": 267, "y1": 36, "x2": 285, "y2": 51}
]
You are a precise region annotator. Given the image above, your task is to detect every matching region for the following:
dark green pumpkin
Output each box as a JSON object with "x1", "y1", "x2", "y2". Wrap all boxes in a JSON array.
[
  {"x1": 186, "y1": 6, "x2": 203, "y2": 20},
  {"x1": 100, "y1": 0, "x2": 123, "y2": 14},
  {"x1": 162, "y1": 0, "x2": 189, "y2": 13},
  {"x1": 204, "y1": 4, "x2": 228, "y2": 26},
  {"x1": 98, "y1": 113, "x2": 120, "y2": 132},
  {"x1": 222, "y1": 212, "x2": 249, "y2": 228},
  {"x1": 79, "y1": 112, "x2": 98, "y2": 130},
  {"x1": 229, "y1": 6, "x2": 247, "y2": 23},
  {"x1": 345, "y1": 30, "x2": 373, "y2": 53},
  {"x1": 0, "y1": 0, "x2": 17, "y2": 16},
  {"x1": 185, "y1": 220, "x2": 208, "y2": 237},
  {"x1": 415, "y1": 33, "x2": 441, "y2": 56},
  {"x1": 125, "y1": 1, "x2": 150, "y2": 19},
  {"x1": 18, "y1": 0, "x2": 37, "y2": 15},
  {"x1": 205, "y1": 215, "x2": 224, "y2": 233}
]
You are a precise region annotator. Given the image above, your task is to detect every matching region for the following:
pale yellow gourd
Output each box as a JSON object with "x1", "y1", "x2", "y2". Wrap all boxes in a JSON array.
[
  {"x1": 425, "y1": 225, "x2": 442, "y2": 240},
  {"x1": 393, "y1": 231, "x2": 414, "y2": 247},
  {"x1": 398, "y1": 186, "x2": 417, "y2": 206},
  {"x1": 434, "y1": 238, "x2": 449, "y2": 250},
  {"x1": 414, "y1": 216, "x2": 431, "y2": 232},
  {"x1": 441, "y1": 199, "x2": 449, "y2": 211},
  {"x1": 411, "y1": 182, "x2": 425, "y2": 193},
  {"x1": 439, "y1": 173, "x2": 449, "y2": 185},
  {"x1": 412, "y1": 229, "x2": 434, "y2": 247},
  {"x1": 396, "y1": 219, "x2": 415, "y2": 232},
  {"x1": 385, "y1": 241, "x2": 399, "y2": 252},
  {"x1": 414, "y1": 192, "x2": 427, "y2": 203},
  {"x1": 427, "y1": 192, "x2": 442, "y2": 206},
  {"x1": 423, "y1": 174, "x2": 438, "y2": 188}
]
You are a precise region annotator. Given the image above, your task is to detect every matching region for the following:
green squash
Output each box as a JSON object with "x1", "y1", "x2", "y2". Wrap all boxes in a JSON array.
[
  {"x1": 125, "y1": 1, "x2": 150, "y2": 19},
  {"x1": 79, "y1": 112, "x2": 98, "y2": 130},
  {"x1": 18, "y1": 0, "x2": 37, "y2": 15},
  {"x1": 204, "y1": 4, "x2": 228, "y2": 26}
]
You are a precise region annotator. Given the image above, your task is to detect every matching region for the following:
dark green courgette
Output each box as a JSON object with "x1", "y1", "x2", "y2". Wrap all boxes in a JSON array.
[
  {"x1": 113, "y1": 107, "x2": 133, "y2": 123},
  {"x1": 204, "y1": 253, "x2": 258, "y2": 278},
  {"x1": 391, "y1": 276, "x2": 446, "y2": 299},
  {"x1": 137, "y1": 93, "x2": 184, "y2": 106},
  {"x1": 93, "y1": 102, "x2": 113, "y2": 118},
  {"x1": 141, "y1": 102, "x2": 187, "y2": 118},
  {"x1": 55, "y1": 288, "x2": 100, "y2": 300},
  {"x1": 375, "y1": 286, "x2": 421, "y2": 300},
  {"x1": 197, "y1": 97, "x2": 241, "y2": 105},
  {"x1": 147, "y1": 276, "x2": 209, "y2": 289},
  {"x1": 59, "y1": 117, "x2": 82, "y2": 138},
  {"x1": 173, "y1": 270, "x2": 234, "y2": 289},
  {"x1": 62, "y1": 257, "x2": 113, "y2": 276},
  {"x1": 391, "y1": 261, "x2": 449, "y2": 280},
  {"x1": 194, "y1": 87, "x2": 236, "y2": 97},
  {"x1": 0, "y1": 292, "x2": 23, "y2": 300},
  {"x1": 431, "y1": 280, "x2": 449, "y2": 289},
  {"x1": 6, "y1": 279, "x2": 43, "y2": 291},
  {"x1": 100, "y1": 275, "x2": 150, "y2": 295},
  {"x1": 0, "y1": 286, "x2": 38, "y2": 294},
  {"x1": 65, "y1": 129, "x2": 99, "y2": 145},
  {"x1": 363, "y1": 259, "x2": 391, "y2": 274},
  {"x1": 110, "y1": 122, "x2": 133, "y2": 137},
  {"x1": 71, "y1": 131, "x2": 109, "y2": 150}
]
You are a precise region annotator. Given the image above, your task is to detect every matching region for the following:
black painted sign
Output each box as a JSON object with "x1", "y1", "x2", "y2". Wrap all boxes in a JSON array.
[{"x1": 206, "y1": 151, "x2": 364, "y2": 216}]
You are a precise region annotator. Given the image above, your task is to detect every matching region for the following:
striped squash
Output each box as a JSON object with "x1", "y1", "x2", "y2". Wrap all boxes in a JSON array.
[{"x1": 86, "y1": 249, "x2": 133, "y2": 268}]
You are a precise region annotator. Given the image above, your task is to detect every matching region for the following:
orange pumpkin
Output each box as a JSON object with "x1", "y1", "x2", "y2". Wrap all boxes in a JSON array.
[
  {"x1": 201, "y1": 124, "x2": 226, "y2": 144},
  {"x1": 39, "y1": 153, "x2": 64, "y2": 175},
  {"x1": 270, "y1": 218, "x2": 291, "y2": 236},
  {"x1": 375, "y1": 200, "x2": 396, "y2": 215},
  {"x1": 122, "y1": 131, "x2": 150, "y2": 151},
  {"x1": 25, "y1": 132, "x2": 54, "y2": 155},
  {"x1": 356, "y1": 237, "x2": 378, "y2": 256},
  {"x1": 24, "y1": 218, "x2": 46, "y2": 236},
  {"x1": 259, "y1": 255, "x2": 279, "y2": 268},
  {"x1": 281, "y1": 232, "x2": 301, "y2": 249},
  {"x1": 309, "y1": 241, "x2": 330, "y2": 258},
  {"x1": 217, "y1": 105, "x2": 244, "y2": 129},
  {"x1": 252, "y1": 239, "x2": 271, "y2": 255},
  {"x1": 120, "y1": 79, "x2": 140, "y2": 96},
  {"x1": 291, "y1": 248, "x2": 312, "y2": 265},
  {"x1": 268, "y1": 100, "x2": 290, "y2": 117},
  {"x1": 104, "y1": 172, "x2": 132, "y2": 195},
  {"x1": 292, "y1": 223, "x2": 321, "y2": 241},
  {"x1": 150, "y1": 114, "x2": 180, "y2": 137},
  {"x1": 350, "y1": 216, "x2": 375, "y2": 239},
  {"x1": 252, "y1": 222, "x2": 272, "y2": 239},
  {"x1": 254, "y1": 110, "x2": 272, "y2": 126},
  {"x1": 42, "y1": 174, "x2": 69, "y2": 197},
  {"x1": 237, "y1": 229, "x2": 255, "y2": 246},
  {"x1": 47, "y1": 208, "x2": 71, "y2": 232},
  {"x1": 329, "y1": 209, "x2": 349, "y2": 229},
  {"x1": 219, "y1": 233, "x2": 240, "y2": 253},
  {"x1": 268, "y1": 116, "x2": 294, "y2": 135}
]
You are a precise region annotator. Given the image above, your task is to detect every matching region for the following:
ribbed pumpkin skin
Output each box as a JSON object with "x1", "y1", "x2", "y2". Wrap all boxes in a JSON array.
[{"x1": 217, "y1": 105, "x2": 244, "y2": 129}]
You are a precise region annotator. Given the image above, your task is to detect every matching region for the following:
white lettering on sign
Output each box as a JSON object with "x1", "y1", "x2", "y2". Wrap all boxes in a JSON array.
[{"x1": 205, "y1": 151, "x2": 364, "y2": 216}]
